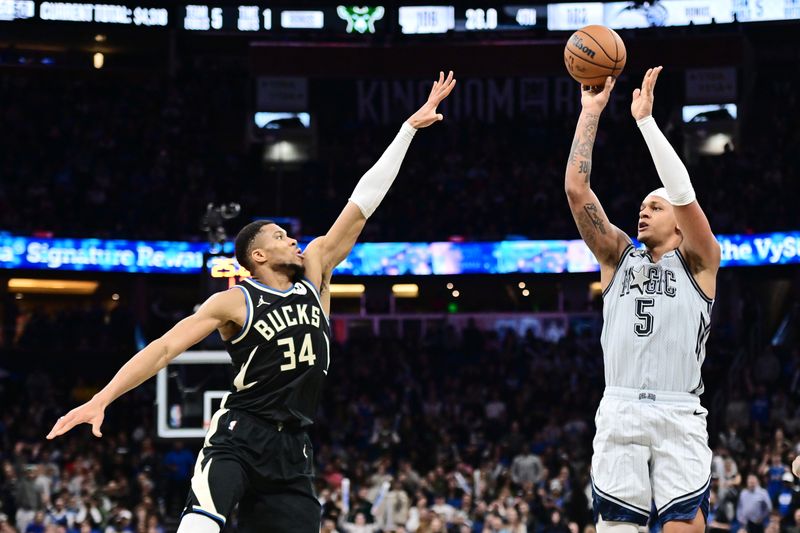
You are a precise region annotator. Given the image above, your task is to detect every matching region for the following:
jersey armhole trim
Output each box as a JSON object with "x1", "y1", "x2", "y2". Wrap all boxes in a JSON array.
[
  {"x1": 230, "y1": 285, "x2": 253, "y2": 345},
  {"x1": 675, "y1": 249, "x2": 714, "y2": 304},
  {"x1": 301, "y1": 278, "x2": 330, "y2": 324},
  {"x1": 302, "y1": 276, "x2": 322, "y2": 297},
  {"x1": 601, "y1": 243, "x2": 634, "y2": 299}
]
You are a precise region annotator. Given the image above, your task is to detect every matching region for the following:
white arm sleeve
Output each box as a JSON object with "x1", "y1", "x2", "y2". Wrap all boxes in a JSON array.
[
  {"x1": 636, "y1": 115, "x2": 696, "y2": 206},
  {"x1": 349, "y1": 122, "x2": 416, "y2": 218}
]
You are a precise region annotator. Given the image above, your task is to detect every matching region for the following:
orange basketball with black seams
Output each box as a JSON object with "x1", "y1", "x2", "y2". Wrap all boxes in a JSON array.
[{"x1": 564, "y1": 25, "x2": 627, "y2": 87}]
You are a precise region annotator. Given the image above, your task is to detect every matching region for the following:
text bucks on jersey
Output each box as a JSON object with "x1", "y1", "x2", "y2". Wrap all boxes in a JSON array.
[
  {"x1": 222, "y1": 278, "x2": 331, "y2": 425},
  {"x1": 601, "y1": 246, "x2": 713, "y2": 394}
]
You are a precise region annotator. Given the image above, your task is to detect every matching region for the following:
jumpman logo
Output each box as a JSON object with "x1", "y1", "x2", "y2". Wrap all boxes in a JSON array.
[{"x1": 256, "y1": 295, "x2": 269, "y2": 308}]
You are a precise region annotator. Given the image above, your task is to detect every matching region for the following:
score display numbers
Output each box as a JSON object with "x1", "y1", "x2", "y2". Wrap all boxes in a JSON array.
[
  {"x1": 455, "y1": 6, "x2": 540, "y2": 30},
  {"x1": 399, "y1": 5, "x2": 540, "y2": 33},
  {"x1": 183, "y1": 4, "x2": 271, "y2": 31},
  {"x1": 182, "y1": 5, "x2": 387, "y2": 33}
]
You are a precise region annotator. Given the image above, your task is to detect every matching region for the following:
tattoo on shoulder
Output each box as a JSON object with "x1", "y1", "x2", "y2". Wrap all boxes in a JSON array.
[{"x1": 583, "y1": 203, "x2": 607, "y2": 235}]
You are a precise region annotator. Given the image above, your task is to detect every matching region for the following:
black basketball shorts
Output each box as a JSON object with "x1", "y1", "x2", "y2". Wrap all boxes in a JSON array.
[{"x1": 180, "y1": 408, "x2": 321, "y2": 533}]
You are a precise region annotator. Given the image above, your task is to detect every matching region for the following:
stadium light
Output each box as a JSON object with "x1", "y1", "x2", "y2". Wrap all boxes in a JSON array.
[
  {"x1": 392, "y1": 283, "x2": 419, "y2": 298},
  {"x1": 93, "y1": 52, "x2": 104, "y2": 69},
  {"x1": 8, "y1": 278, "x2": 99, "y2": 295},
  {"x1": 329, "y1": 284, "x2": 365, "y2": 297}
]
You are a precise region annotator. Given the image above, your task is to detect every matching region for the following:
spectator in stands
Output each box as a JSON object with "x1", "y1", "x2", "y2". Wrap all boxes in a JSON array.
[
  {"x1": 738, "y1": 475, "x2": 773, "y2": 533},
  {"x1": 511, "y1": 448, "x2": 543, "y2": 487},
  {"x1": 15, "y1": 466, "x2": 44, "y2": 532}
]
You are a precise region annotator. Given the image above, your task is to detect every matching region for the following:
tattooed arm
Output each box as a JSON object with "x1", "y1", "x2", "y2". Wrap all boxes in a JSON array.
[{"x1": 564, "y1": 77, "x2": 631, "y2": 287}]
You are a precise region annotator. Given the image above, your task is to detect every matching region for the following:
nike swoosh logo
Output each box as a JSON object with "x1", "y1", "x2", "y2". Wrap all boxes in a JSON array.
[
  {"x1": 233, "y1": 346, "x2": 258, "y2": 391},
  {"x1": 693, "y1": 410, "x2": 704, "y2": 416}
]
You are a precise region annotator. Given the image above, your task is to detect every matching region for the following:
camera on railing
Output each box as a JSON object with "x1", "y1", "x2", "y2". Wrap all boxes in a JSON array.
[{"x1": 199, "y1": 202, "x2": 241, "y2": 246}]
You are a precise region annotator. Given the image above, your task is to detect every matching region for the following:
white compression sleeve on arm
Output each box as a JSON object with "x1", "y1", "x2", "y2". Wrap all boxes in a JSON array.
[
  {"x1": 636, "y1": 116, "x2": 696, "y2": 206},
  {"x1": 349, "y1": 122, "x2": 416, "y2": 218}
]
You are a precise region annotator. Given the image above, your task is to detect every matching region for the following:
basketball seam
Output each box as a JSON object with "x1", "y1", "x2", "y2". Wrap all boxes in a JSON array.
[
  {"x1": 565, "y1": 46, "x2": 618, "y2": 71},
  {"x1": 612, "y1": 54, "x2": 627, "y2": 77},
  {"x1": 610, "y1": 27, "x2": 620, "y2": 77},
  {"x1": 577, "y1": 29, "x2": 619, "y2": 62}
]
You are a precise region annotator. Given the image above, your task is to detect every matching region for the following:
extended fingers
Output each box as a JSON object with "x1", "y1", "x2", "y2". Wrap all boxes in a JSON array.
[
  {"x1": 649, "y1": 66, "x2": 663, "y2": 92},
  {"x1": 46, "y1": 415, "x2": 72, "y2": 439},
  {"x1": 641, "y1": 68, "x2": 652, "y2": 92},
  {"x1": 440, "y1": 74, "x2": 456, "y2": 99},
  {"x1": 443, "y1": 70, "x2": 453, "y2": 87},
  {"x1": 431, "y1": 71, "x2": 456, "y2": 103}
]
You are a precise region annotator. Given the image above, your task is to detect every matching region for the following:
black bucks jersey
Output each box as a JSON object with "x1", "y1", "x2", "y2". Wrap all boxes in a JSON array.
[
  {"x1": 601, "y1": 246, "x2": 714, "y2": 394},
  {"x1": 222, "y1": 277, "x2": 331, "y2": 426}
]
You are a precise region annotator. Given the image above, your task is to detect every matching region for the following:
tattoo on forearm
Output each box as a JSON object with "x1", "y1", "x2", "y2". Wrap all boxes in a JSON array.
[
  {"x1": 583, "y1": 203, "x2": 607, "y2": 235},
  {"x1": 568, "y1": 113, "x2": 599, "y2": 184}
]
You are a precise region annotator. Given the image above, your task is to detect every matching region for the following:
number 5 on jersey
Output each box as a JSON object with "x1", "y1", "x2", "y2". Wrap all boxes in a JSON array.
[
  {"x1": 635, "y1": 297, "x2": 655, "y2": 337},
  {"x1": 278, "y1": 334, "x2": 316, "y2": 371}
]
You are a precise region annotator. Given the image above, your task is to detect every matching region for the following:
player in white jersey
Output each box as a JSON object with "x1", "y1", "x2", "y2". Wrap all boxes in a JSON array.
[{"x1": 564, "y1": 67, "x2": 721, "y2": 533}]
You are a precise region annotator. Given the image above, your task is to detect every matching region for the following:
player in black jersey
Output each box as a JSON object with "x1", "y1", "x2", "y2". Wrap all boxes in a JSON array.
[{"x1": 46, "y1": 71, "x2": 456, "y2": 533}]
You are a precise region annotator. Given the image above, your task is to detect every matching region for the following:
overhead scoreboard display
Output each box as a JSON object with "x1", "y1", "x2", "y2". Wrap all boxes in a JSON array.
[
  {"x1": 181, "y1": 5, "x2": 388, "y2": 33},
  {"x1": 1, "y1": 1, "x2": 798, "y2": 30}
]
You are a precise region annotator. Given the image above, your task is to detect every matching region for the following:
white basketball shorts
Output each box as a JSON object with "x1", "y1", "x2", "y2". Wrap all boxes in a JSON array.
[{"x1": 591, "y1": 387, "x2": 712, "y2": 527}]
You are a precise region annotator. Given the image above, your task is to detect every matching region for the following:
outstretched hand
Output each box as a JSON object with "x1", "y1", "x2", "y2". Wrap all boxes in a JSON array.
[
  {"x1": 631, "y1": 66, "x2": 663, "y2": 121},
  {"x1": 580, "y1": 76, "x2": 616, "y2": 115},
  {"x1": 407, "y1": 70, "x2": 457, "y2": 129},
  {"x1": 46, "y1": 397, "x2": 106, "y2": 439}
]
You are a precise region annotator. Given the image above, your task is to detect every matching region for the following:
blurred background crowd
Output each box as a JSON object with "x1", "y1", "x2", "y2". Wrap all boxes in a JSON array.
[{"x1": 1, "y1": 319, "x2": 799, "y2": 532}]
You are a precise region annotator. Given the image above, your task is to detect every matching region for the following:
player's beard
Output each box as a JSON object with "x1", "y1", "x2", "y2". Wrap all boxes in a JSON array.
[{"x1": 278, "y1": 262, "x2": 305, "y2": 284}]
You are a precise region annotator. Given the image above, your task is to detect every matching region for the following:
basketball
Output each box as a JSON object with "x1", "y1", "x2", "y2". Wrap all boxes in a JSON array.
[{"x1": 564, "y1": 25, "x2": 627, "y2": 87}]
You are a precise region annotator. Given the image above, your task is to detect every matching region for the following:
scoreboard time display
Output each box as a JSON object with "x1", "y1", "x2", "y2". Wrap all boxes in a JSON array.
[
  {"x1": 1, "y1": 1, "x2": 798, "y2": 34},
  {"x1": 398, "y1": 5, "x2": 542, "y2": 34}
]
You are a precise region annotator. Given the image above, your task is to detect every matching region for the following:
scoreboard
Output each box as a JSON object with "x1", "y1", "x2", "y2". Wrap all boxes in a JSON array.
[{"x1": 1, "y1": 0, "x2": 798, "y2": 33}]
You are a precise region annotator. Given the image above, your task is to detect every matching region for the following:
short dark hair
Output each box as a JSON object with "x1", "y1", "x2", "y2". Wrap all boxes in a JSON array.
[{"x1": 234, "y1": 220, "x2": 274, "y2": 271}]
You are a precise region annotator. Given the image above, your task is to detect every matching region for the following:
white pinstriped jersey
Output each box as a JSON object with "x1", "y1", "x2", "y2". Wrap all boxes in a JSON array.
[{"x1": 601, "y1": 245, "x2": 714, "y2": 394}]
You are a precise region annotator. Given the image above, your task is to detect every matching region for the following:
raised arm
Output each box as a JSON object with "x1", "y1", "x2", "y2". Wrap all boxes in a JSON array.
[
  {"x1": 303, "y1": 71, "x2": 456, "y2": 297},
  {"x1": 631, "y1": 67, "x2": 721, "y2": 277},
  {"x1": 565, "y1": 77, "x2": 631, "y2": 282},
  {"x1": 46, "y1": 288, "x2": 244, "y2": 439}
]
